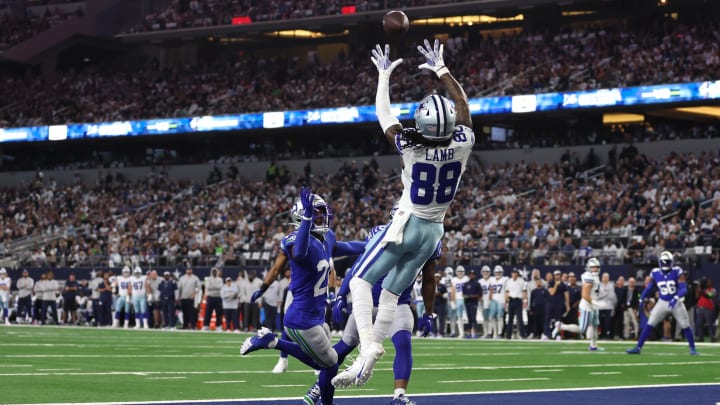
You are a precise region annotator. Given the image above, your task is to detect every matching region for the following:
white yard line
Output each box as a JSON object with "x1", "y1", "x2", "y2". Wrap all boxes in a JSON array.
[
  {"x1": 589, "y1": 372, "x2": 622, "y2": 375},
  {"x1": 439, "y1": 377, "x2": 549, "y2": 383},
  {"x1": 202, "y1": 380, "x2": 246, "y2": 384},
  {"x1": 533, "y1": 369, "x2": 564, "y2": 373},
  {"x1": 650, "y1": 374, "x2": 680, "y2": 377},
  {"x1": 260, "y1": 384, "x2": 306, "y2": 388}
]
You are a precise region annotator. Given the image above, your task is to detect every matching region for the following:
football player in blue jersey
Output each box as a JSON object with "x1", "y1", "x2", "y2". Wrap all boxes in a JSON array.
[
  {"x1": 304, "y1": 223, "x2": 439, "y2": 405},
  {"x1": 333, "y1": 38, "x2": 475, "y2": 388},
  {"x1": 627, "y1": 251, "x2": 698, "y2": 355},
  {"x1": 240, "y1": 186, "x2": 366, "y2": 405}
]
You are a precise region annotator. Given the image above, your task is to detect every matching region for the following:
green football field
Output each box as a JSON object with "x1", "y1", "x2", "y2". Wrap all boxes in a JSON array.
[{"x1": 1, "y1": 325, "x2": 718, "y2": 404}]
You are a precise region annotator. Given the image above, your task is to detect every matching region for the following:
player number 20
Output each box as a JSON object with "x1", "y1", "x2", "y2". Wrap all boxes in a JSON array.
[
  {"x1": 313, "y1": 259, "x2": 331, "y2": 297},
  {"x1": 410, "y1": 161, "x2": 462, "y2": 205}
]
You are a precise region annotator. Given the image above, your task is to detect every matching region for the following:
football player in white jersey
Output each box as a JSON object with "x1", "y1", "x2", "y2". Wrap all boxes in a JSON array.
[
  {"x1": 0, "y1": 268, "x2": 11, "y2": 325},
  {"x1": 335, "y1": 39, "x2": 475, "y2": 388},
  {"x1": 478, "y1": 266, "x2": 493, "y2": 337},
  {"x1": 552, "y1": 257, "x2": 602, "y2": 351},
  {"x1": 130, "y1": 267, "x2": 149, "y2": 329},
  {"x1": 450, "y1": 265, "x2": 469, "y2": 338},
  {"x1": 488, "y1": 266, "x2": 508, "y2": 339},
  {"x1": 112, "y1": 266, "x2": 132, "y2": 328}
]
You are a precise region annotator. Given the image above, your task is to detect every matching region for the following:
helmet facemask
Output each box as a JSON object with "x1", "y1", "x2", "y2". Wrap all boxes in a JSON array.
[{"x1": 290, "y1": 194, "x2": 333, "y2": 235}]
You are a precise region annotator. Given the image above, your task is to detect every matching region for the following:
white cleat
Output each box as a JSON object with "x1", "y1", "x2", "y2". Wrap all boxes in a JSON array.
[
  {"x1": 551, "y1": 321, "x2": 561, "y2": 339},
  {"x1": 272, "y1": 357, "x2": 288, "y2": 374},
  {"x1": 332, "y1": 342, "x2": 384, "y2": 388}
]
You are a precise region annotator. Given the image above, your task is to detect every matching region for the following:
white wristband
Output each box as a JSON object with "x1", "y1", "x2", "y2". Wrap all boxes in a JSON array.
[{"x1": 435, "y1": 66, "x2": 449, "y2": 78}]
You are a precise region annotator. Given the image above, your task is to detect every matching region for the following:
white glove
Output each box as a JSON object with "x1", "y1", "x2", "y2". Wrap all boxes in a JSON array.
[
  {"x1": 370, "y1": 44, "x2": 403, "y2": 79},
  {"x1": 417, "y1": 38, "x2": 449, "y2": 78}
]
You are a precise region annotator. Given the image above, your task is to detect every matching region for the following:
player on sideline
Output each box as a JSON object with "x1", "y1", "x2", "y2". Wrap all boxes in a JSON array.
[
  {"x1": 112, "y1": 266, "x2": 132, "y2": 328},
  {"x1": 478, "y1": 266, "x2": 492, "y2": 337},
  {"x1": 130, "y1": 266, "x2": 149, "y2": 329},
  {"x1": 488, "y1": 266, "x2": 507, "y2": 339},
  {"x1": 240, "y1": 187, "x2": 366, "y2": 405},
  {"x1": 626, "y1": 251, "x2": 698, "y2": 355},
  {"x1": 0, "y1": 268, "x2": 11, "y2": 325},
  {"x1": 333, "y1": 38, "x2": 475, "y2": 388},
  {"x1": 552, "y1": 257, "x2": 602, "y2": 351}
]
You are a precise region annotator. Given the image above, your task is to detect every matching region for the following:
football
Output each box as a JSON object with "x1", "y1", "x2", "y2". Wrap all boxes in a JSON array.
[{"x1": 383, "y1": 10, "x2": 409, "y2": 35}]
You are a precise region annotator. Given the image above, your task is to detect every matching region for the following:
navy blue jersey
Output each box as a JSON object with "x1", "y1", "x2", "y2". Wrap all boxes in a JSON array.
[
  {"x1": 649, "y1": 267, "x2": 684, "y2": 302},
  {"x1": 282, "y1": 229, "x2": 334, "y2": 329}
]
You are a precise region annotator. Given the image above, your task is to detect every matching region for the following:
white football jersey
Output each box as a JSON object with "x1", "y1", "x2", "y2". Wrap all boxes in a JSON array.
[
  {"x1": 490, "y1": 276, "x2": 508, "y2": 303},
  {"x1": 579, "y1": 270, "x2": 600, "y2": 311},
  {"x1": 115, "y1": 275, "x2": 131, "y2": 297},
  {"x1": 130, "y1": 275, "x2": 147, "y2": 296},
  {"x1": 451, "y1": 275, "x2": 469, "y2": 299},
  {"x1": 479, "y1": 278, "x2": 492, "y2": 305},
  {"x1": 395, "y1": 125, "x2": 475, "y2": 222},
  {"x1": 0, "y1": 277, "x2": 11, "y2": 297}
]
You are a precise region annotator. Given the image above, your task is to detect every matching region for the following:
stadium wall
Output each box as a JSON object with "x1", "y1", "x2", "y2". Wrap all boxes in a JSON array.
[{"x1": 0, "y1": 138, "x2": 717, "y2": 186}]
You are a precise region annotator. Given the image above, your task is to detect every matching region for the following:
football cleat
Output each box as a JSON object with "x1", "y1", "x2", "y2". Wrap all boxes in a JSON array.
[
  {"x1": 240, "y1": 327, "x2": 277, "y2": 355},
  {"x1": 332, "y1": 342, "x2": 385, "y2": 388},
  {"x1": 588, "y1": 346, "x2": 604, "y2": 351},
  {"x1": 272, "y1": 357, "x2": 288, "y2": 373},
  {"x1": 626, "y1": 346, "x2": 641, "y2": 354},
  {"x1": 690, "y1": 349, "x2": 699, "y2": 356},
  {"x1": 390, "y1": 394, "x2": 417, "y2": 405},
  {"x1": 303, "y1": 383, "x2": 321, "y2": 405},
  {"x1": 551, "y1": 321, "x2": 561, "y2": 339}
]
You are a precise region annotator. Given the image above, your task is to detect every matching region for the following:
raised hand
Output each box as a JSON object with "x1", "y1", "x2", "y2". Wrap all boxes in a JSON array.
[
  {"x1": 417, "y1": 38, "x2": 449, "y2": 77},
  {"x1": 299, "y1": 186, "x2": 314, "y2": 218},
  {"x1": 332, "y1": 296, "x2": 348, "y2": 326},
  {"x1": 370, "y1": 44, "x2": 403, "y2": 76}
]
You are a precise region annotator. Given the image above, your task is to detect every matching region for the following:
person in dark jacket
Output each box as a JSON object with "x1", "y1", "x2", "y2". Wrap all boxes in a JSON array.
[{"x1": 530, "y1": 278, "x2": 548, "y2": 339}]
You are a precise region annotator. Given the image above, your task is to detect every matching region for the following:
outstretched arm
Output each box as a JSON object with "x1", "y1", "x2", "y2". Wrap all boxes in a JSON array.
[
  {"x1": 417, "y1": 38, "x2": 471, "y2": 127},
  {"x1": 292, "y1": 187, "x2": 314, "y2": 260},
  {"x1": 333, "y1": 240, "x2": 367, "y2": 257},
  {"x1": 371, "y1": 44, "x2": 404, "y2": 146},
  {"x1": 251, "y1": 252, "x2": 289, "y2": 303}
]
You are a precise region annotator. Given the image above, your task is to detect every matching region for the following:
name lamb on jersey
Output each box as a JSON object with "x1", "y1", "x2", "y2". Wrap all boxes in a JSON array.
[{"x1": 425, "y1": 147, "x2": 454, "y2": 161}]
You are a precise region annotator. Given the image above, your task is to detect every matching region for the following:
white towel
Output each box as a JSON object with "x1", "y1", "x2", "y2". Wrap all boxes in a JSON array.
[{"x1": 381, "y1": 208, "x2": 410, "y2": 247}]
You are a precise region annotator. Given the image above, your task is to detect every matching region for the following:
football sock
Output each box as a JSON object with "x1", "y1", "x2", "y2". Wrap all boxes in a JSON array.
[
  {"x1": 637, "y1": 325, "x2": 654, "y2": 349},
  {"x1": 682, "y1": 327, "x2": 696, "y2": 350},
  {"x1": 586, "y1": 325, "x2": 596, "y2": 347},
  {"x1": 279, "y1": 330, "x2": 290, "y2": 359},
  {"x1": 373, "y1": 289, "x2": 400, "y2": 343},
  {"x1": 350, "y1": 277, "x2": 375, "y2": 350},
  {"x1": 561, "y1": 324, "x2": 581, "y2": 333},
  {"x1": 333, "y1": 339, "x2": 354, "y2": 365},
  {"x1": 318, "y1": 364, "x2": 338, "y2": 405},
  {"x1": 275, "y1": 339, "x2": 322, "y2": 369},
  {"x1": 394, "y1": 388, "x2": 406, "y2": 399},
  {"x1": 392, "y1": 330, "x2": 412, "y2": 381}
]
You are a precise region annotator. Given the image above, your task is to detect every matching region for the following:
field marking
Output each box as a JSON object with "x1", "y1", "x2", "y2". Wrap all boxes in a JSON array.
[
  {"x1": 146, "y1": 377, "x2": 187, "y2": 380},
  {"x1": 19, "y1": 383, "x2": 720, "y2": 405},
  {"x1": 650, "y1": 374, "x2": 680, "y2": 377},
  {"x1": 2, "y1": 359, "x2": 719, "y2": 378},
  {"x1": 533, "y1": 369, "x2": 563, "y2": 373},
  {"x1": 590, "y1": 372, "x2": 622, "y2": 375},
  {"x1": 203, "y1": 380, "x2": 246, "y2": 384},
  {"x1": 37, "y1": 368, "x2": 80, "y2": 371},
  {"x1": 439, "y1": 377, "x2": 549, "y2": 383},
  {"x1": 0, "y1": 364, "x2": 32, "y2": 368},
  {"x1": 261, "y1": 384, "x2": 306, "y2": 388},
  {"x1": 425, "y1": 364, "x2": 457, "y2": 367}
]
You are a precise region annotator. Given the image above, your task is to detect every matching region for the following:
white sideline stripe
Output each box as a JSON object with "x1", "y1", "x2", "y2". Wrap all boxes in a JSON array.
[
  {"x1": 146, "y1": 377, "x2": 187, "y2": 380},
  {"x1": 425, "y1": 364, "x2": 456, "y2": 367},
  {"x1": 2, "y1": 360, "x2": 720, "y2": 377},
  {"x1": 0, "y1": 364, "x2": 32, "y2": 367},
  {"x1": 590, "y1": 372, "x2": 622, "y2": 375},
  {"x1": 440, "y1": 378, "x2": 549, "y2": 383},
  {"x1": 533, "y1": 369, "x2": 563, "y2": 373},
  {"x1": 19, "y1": 383, "x2": 720, "y2": 405},
  {"x1": 203, "y1": 380, "x2": 246, "y2": 384},
  {"x1": 37, "y1": 368, "x2": 80, "y2": 371},
  {"x1": 260, "y1": 384, "x2": 306, "y2": 388},
  {"x1": 650, "y1": 374, "x2": 680, "y2": 377}
]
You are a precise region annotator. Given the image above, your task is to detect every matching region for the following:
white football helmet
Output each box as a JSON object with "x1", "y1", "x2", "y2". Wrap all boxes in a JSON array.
[
  {"x1": 133, "y1": 266, "x2": 142, "y2": 275},
  {"x1": 658, "y1": 251, "x2": 673, "y2": 272},
  {"x1": 455, "y1": 265, "x2": 465, "y2": 276},
  {"x1": 585, "y1": 257, "x2": 601, "y2": 274},
  {"x1": 0, "y1": 268, "x2": 6, "y2": 275},
  {"x1": 481, "y1": 265, "x2": 491, "y2": 276},
  {"x1": 493, "y1": 265, "x2": 504, "y2": 276},
  {"x1": 290, "y1": 193, "x2": 333, "y2": 235},
  {"x1": 122, "y1": 266, "x2": 131, "y2": 275},
  {"x1": 444, "y1": 266, "x2": 454, "y2": 277},
  {"x1": 414, "y1": 94, "x2": 456, "y2": 141}
]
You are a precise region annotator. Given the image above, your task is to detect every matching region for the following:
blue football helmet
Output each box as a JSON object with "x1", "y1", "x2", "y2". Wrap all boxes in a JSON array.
[
  {"x1": 659, "y1": 251, "x2": 673, "y2": 272},
  {"x1": 290, "y1": 193, "x2": 332, "y2": 235},
  {"x1": 414, "y1": 94, "x2": 456, "y2": 141}
]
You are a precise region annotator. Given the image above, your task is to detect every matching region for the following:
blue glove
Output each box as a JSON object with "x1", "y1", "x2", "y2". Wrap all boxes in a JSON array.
[
  {"x1": 332, "y1": 296, "x2": 347, "y2": 326},
  {"x1": 669, "y1": 296, "x2": 678, "y2": 309},
  {"x1": 418, "y1": 313, "x2": 436, "y2": 337},
  {"x1": 250, "y1": 289, "x2": 263, "y2": 303},
  {"x1": 299, "y1": 186, "x2": 314, "y2": 218},
  {"x1": 326, "y1": 291, "x2": 336, "y2": 305}
]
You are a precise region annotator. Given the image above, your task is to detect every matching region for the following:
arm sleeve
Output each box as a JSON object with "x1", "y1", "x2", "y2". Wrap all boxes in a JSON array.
[
  {"x1": 333, "y1": 240, "x2": 366, "y2": 257},
  {"x1": 292, "y1": 217, "x2": 312, "y2": 260},
  {"x1": 677, "y1": 281, "x2": 687, "y2": 298},
  {"x1": 376, "y1": 73, "x2": 400, "y2": 133}
]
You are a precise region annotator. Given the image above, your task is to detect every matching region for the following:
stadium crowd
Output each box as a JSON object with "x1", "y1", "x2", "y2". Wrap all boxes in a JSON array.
[
  {"x1": 0, "y1": 4, "x2": 83, "y2": 53},
  {"x1": 2, "y1": 18, "x2": 719, "y2": 128}
]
